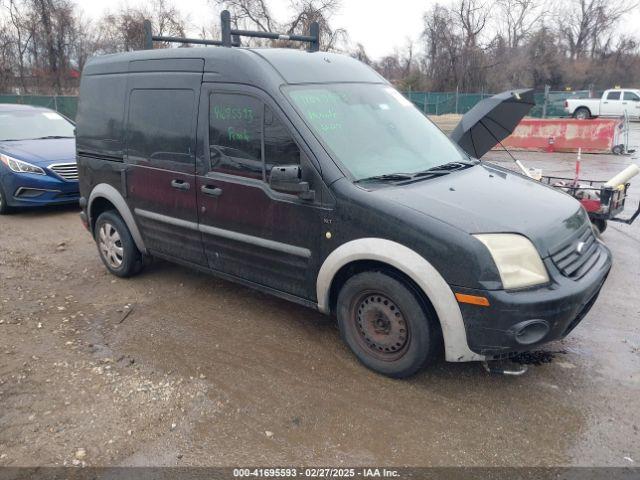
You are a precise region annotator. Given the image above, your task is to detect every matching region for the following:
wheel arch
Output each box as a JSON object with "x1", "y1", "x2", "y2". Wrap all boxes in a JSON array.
[
  {"x1": 88, "y1": 183, "x2": 147, "y2": 254},
  {"x1": 574, "y1": 106, "x2": 592, "y2": 118},
  {"x1": 317, "y1": 238, "x2": 484, "y2": 362}
]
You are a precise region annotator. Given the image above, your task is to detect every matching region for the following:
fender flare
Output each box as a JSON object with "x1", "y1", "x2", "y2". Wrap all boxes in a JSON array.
[
  {"x1": 88, "y1": 183, "x2": 147, "y2": 254},
  {"x1": 316, "y1": 238, "x2": 483, "y2": 362}
]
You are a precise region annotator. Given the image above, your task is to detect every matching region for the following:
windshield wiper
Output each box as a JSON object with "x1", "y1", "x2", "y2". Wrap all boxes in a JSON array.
[
  {"x1": 355, "y1": 173, "x2": 414, "y2": 183},
  {"x1": 410, "y1": 161, "x2": 475, "y2": 178},
  {"x1": 33, "y1": 135, "x2": 74, "y2": 139}
]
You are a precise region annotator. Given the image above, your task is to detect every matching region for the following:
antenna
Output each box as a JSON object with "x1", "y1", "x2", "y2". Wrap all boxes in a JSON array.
[{"x1": 142, "y1": 11, "x2": 320, "y2": 52}]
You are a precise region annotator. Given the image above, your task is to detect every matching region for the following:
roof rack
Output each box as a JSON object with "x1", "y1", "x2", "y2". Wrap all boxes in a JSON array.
[{"x1": 143, "y1": 10, "x2": 320, "y2": 52}]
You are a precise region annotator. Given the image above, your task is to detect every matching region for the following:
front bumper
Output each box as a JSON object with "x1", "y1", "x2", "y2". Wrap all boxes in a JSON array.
[
  {"x1": 455, "y1": 242, "x2": 612, "y2": 358},
  {"x1": 1, "y1": 171, "x2": 79, "y2": 207}
]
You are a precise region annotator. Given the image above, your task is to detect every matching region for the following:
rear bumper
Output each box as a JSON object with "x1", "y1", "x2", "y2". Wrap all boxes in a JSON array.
[
  {"x1": 455, "y1": 242, "x2": 612, "y2": 357},
  {"x1": 1, "y1": 171, "x2": 79, "y2": 207}
]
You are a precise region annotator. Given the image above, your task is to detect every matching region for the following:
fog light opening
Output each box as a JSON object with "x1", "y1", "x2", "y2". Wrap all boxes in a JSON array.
[{"x1": 513, "y1": 320, "x2": 550, "y2": 346}]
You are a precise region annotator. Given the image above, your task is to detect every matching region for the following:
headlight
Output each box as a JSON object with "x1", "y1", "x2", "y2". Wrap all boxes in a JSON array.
[
  {"x1": 474, "y1": 234, "x2": 549, "y2": 289},
  {"x1": 0, "y1": 154, "x2": 45, "y2": 175}
]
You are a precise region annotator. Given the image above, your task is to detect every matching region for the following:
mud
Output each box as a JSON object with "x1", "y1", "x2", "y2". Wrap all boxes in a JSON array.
[
  {"x1": 0, "y1": 124, "x2": 638, "y2": 467},
  {"x1": 511, "y1": 350, "x2": 567, "y2": 366}
]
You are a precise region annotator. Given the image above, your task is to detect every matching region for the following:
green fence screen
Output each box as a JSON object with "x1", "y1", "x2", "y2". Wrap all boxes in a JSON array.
[
  {"x1": 402, "y1": 90, "x2": 589, "y2": 118},
  {"x1": 0, "y1": 90, "x2": 590, "y2": 121},
  {"x1": 0, "y1": 95, "x2": 78, "y2": 120}
]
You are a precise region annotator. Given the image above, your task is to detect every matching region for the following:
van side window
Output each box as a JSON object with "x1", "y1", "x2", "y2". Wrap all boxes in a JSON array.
[
  {"x1": 606, "y1": 91, "x2": 621, "y2": 100},
  {"x1": 264, "y1": 106, "x2": 300, "y2": 180},
  {"x1": 126, "y1": 89, "x2": 195, "y2": 171},
  {"x1": 209, "y1": 94, "x2": 263, "y2": 180},
  {"x1": 76, "y1": 75, "x2": 127, "y2": 155}
]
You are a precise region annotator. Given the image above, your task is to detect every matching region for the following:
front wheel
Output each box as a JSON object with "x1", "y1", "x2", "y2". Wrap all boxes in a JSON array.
[
  {"x1": 337, "y1": 271, "x2": 439, "y2": 378},
  {"x1": 593, "y1": 218, "x2": 607, "y2": 235},
  {"x1": 94, "y1": 210, "x2": 143, "y2": 278}
]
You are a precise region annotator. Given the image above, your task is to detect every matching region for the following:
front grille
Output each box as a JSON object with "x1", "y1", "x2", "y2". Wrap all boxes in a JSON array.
[
  {"x1": 549, "y1": 225, "x2": 601, "y2": 279},
  {"x1": 49, "y1": 162, "x2": 78, "y2": 181}
]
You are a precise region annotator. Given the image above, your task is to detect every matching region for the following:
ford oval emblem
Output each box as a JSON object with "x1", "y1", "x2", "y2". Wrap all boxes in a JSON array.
[{"x1": 576, "y1": 241, "x2": 586, "y2": 255}]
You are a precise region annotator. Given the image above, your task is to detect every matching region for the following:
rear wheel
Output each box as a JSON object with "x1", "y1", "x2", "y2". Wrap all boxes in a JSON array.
[
  {"x1": 337, "y1": 271, "x2": 438, "y2": 378},
  {"x1": 94, "y1": 210, "x2": 143, "y2": 278},
  {"x1": 574, "y1": 107, "x2": 591, "y2": 120}
]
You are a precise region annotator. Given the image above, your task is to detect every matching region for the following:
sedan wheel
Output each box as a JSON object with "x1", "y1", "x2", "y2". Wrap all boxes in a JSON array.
[{"x1": 0, "y1": 183, "x2": 11, "y2": 215}]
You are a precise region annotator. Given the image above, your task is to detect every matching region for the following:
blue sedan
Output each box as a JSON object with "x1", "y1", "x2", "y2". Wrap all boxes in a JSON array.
[{"x1": 0, "y1": 104, "x2": 78, "y2": 214}]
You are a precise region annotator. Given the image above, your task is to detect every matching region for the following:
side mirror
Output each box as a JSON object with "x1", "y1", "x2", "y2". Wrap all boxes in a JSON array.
[{"x1": 269, "y1": 165, "x2": 315, "y2": 201}]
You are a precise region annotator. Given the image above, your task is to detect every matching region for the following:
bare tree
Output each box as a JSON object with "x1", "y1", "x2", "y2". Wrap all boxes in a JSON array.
[
  {"x1": 495, "y1": 0, "x2": 546, "y2": 49},
  {"x1": 210, "y1": 0, "x2": 275, "y2": 31},
  {"x1": 210, "y1": 0, "x2": 345, "y2": 50},
  {"x1": 96, "y1": 0, "x2": 188, "y2": 53},
  {"x1": 455, "y1": 0, "x2": 488, "y2": 49},
  {"x1": 557, "y1": 0, "x2": 639, "y2": 60},
  {"x1": 285, "y1": 0, "x2": 346, "y2": 50}
]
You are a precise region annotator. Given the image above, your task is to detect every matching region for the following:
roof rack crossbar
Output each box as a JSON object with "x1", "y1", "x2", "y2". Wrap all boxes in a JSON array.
[{"x1": 143, "y1": 11, "x2": 320, "y2": 52}]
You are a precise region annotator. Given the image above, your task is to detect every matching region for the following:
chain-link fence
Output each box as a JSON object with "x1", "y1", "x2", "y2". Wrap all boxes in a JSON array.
[
  {"x1": 402, "y1": 89, "x2": 593, "y2": 118},
  {"x1": 0, "y1": 95, "x2": 78, "y2": 120},
  {"x1": 403, "y1": 92, "x2": 495, "y2": 115},
  {"x1": 0, "y1": 89, "x2": 595, "y2": 121}
]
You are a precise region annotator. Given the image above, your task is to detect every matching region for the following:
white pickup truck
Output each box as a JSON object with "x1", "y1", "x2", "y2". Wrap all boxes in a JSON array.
[{"x1": 564, "y1": 89, "x2": 640, "y2": 119}]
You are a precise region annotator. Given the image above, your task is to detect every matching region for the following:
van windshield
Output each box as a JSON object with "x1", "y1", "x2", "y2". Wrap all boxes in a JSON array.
[{"x1": 285, "y1": 84, "x2": 469, "y2": 181}]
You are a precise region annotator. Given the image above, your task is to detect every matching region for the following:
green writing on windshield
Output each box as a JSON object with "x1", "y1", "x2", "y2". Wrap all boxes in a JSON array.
[{"x1": 290, "y1": 91, "x2": 346, "y2": 133}]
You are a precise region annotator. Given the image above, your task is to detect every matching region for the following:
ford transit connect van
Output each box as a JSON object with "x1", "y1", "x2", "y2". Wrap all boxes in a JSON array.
[{"x1": 76, "y1": 31, "x2": 611, "y2": 378}]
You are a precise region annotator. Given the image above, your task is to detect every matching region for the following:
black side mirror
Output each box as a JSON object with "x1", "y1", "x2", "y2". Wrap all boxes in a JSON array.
[{"x1": 269, "y1": 165, "x2": 315, "y2": 201}]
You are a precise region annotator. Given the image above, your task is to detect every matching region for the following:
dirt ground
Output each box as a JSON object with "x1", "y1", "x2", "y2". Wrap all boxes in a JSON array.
[{"x1": 1, "y1": 126, "x2": 639, "y2": 468}]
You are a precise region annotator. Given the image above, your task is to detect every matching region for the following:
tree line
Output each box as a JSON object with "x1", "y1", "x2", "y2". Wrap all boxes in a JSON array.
[{"x1": 1, "y1": 0, "x2": 638, "y2": 95}]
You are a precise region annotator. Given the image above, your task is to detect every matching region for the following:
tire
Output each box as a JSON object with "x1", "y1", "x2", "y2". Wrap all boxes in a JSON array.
[
  {"x1": 94, "y1": 210, "x2": 143, "y2": 278},
  {"x1": 593, "y1": 219, "x2": 607, "y2": 235},
  {"x1": 337, "y1": 271, "x2": 439, "y2": 378},
  {"x1": 0, "y1": 182, "x2": 12, "y2": 215},
  {"x1": 612, "y1": 144, "x2": 624, "y2": 155},
  {"x1": 574, "y1": 107, "x2": 590, "y2": 120}
]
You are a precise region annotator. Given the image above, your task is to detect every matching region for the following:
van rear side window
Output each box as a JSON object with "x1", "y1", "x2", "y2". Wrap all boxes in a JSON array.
[{"x1": 126, "y1": 89, "x2": 196, "y2": 172}]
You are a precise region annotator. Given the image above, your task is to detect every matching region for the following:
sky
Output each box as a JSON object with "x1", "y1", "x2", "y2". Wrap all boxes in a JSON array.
[{"x1": 76, "y1": 0, "x2": 640, "y2": 61}]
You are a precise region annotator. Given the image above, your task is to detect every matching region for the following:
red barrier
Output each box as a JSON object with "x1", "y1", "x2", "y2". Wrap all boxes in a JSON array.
[{"x1": 500, "y1": 118, "x2": 623, "y2": 154}]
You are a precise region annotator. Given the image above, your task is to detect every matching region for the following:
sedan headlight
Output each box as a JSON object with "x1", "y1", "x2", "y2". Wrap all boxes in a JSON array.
[
  {"x1": 474, "y1": 234, "x2": 549, "y2": 289},
  {"x1": 0, "y1": 154, "x2": 45, "y2": 175}
]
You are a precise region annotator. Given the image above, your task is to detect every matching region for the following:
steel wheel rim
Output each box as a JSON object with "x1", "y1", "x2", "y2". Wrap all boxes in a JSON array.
[
  {"x1": 351, "y1": 291, "x2": 410, "y2": 361},
  {"x1": 98, "y1": 222, "x2": 123, "y2": 269}
]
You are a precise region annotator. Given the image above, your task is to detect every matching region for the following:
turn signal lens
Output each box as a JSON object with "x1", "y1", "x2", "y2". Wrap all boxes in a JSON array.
[{"x1": 455, "y1": 293, "x2": 490, "y2": 307}]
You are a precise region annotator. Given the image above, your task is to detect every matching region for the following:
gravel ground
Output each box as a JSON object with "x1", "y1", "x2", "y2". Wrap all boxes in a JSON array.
[{"x1": 0, "y1": 124, "x2": 638, "y2": 468}]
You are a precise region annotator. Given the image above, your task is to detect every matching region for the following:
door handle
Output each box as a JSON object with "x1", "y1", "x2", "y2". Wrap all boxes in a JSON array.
[
  {"x1": 622, "y1": 102, "x2": 628, "y2": 105},
  {"x1": 171, "y1": 179, "x2": 190, "y2": 191},
  {"x1": 201, "y1": 184, "x2": 223, "y2": 197}
]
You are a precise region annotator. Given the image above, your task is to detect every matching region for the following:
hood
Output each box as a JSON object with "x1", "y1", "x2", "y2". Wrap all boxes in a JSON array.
[
  {"x1": 0, "y1": 138, "x2": 76, "y2": 166},
  {"x1": 372, "y1": 163, "x2": 588, "y2": 256}
]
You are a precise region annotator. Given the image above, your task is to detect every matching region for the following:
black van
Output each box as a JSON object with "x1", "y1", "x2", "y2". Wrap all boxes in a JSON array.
[{"x1": 76, "y1": 24, "x2": 611, "y2": 378}]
